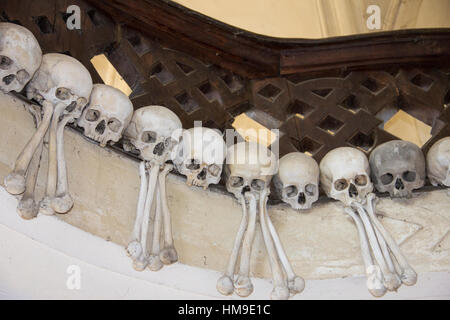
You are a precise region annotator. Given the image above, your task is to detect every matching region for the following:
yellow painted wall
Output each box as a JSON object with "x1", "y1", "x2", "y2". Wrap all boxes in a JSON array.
[{"x1": 174, "y1": 0, "x2": 450, "y2": 38}]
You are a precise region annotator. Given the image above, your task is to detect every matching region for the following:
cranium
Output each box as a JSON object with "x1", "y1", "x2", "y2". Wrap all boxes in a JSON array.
[
  {"x1": 225, "y1": 141, "x2": 278, "y2": 200},
  {"x1": 273, "y1": 152, "x2": 319, "y2": 210},
  {"x1": 369, "y1": 140, "x2": 425, "y2": 198},
  {"x1": 174, "y1": 127, "x2": 226, "y2": 189},
  {"x1": 427, "y1": 136, "x2": 450, "y2": 187},
  {"x1": 124, "y1": 105, "x2": 182, "y2": 163},
  {"x1": 78, "y1": 84, "x2": 133, "y2": 147},
  {"x1": 0, "y1": 22, "x2": 42, "y2": 93},
  {"x1": 320, "y1": 147, "x2": 373, "y2": 206},
  {"x1": 26, "y1": 53, "x2": 93, "y2": 119}
]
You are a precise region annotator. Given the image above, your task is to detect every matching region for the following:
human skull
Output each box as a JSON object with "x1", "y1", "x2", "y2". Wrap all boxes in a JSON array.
[
  {"x1": 273, "y1": 152, "x2": 319, "y2": 210},
  {"x1": 427, "y1": 137, "x2": 450, "y2": 187},
  {"x1": 26, "y1": 53, "x2": 93, "y2": 119},
  {"x1": 226, "y1": 141, "x2": 278, "y2": 200},
  {"x1": 78, "y1": 84, "x2": 133, "y2": 147},
  {"x1": 124, "y1": 105, "x2": 182, "y2": 163},
  {"x1": 0, "y1": 22, "x2": 42, "y2": 93},
  {"x1": 369, "y1": 140, "x2": 425, "y2": 198},
  {"x1": 174, "y1": 127, "x2": 226, "y2": 189},
  {"x1": 320, "y1": 147, "x2": 373, "y2": 206}
]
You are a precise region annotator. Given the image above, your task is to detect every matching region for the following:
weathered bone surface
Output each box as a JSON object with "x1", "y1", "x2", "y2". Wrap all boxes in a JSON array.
[
  {"x1": 26, "y1": 53, "x2": 92, "y2": 111},
  {"x1": 219, "y1": 141, "x2": 299, "y2": 300},
  {"x1": 174, "y1": 127, "x2": 226, "y2": 189},
  {"x1": 124, "y1": 105, "x2": 182, "y2": 164},
  {"x1": 16, "y1": 105, "x2": 43, "y2": 220},
  {"x1": 4, "y1": 100, "x2": 52, "y2": 195},
  {"x1": 124, "y1": 106, "x2": 181, "y2": 272},
  {"x1": 0, "y1": 22, "x2": 42, "y2": 93},
  {"x1": 24, "y1": 53, "x2": 92, "y2": 215},
  {"x1": 39, "y1": 102, "x2": 67, "y2": 215},
  {"x1": 273, "y1": 152, "x2": 319, "y2": 210},
  {"x1": 78, "y1": 84, "x2": 133, "y2": 147},
  {"x1": 259, "y1": 189, "x2": 290, "y2": 300},
  {"x1": 427, "y1": 137, "x2": 450, "y2": 187},
  {"x1": 158, "y1": 163, "x2": 178, "y2": 265},
  {"x1": 365, "y1": 193, "x2": 417, "y2": 286},
  {"x1": 343, "y1": 207, "x2": 386, "y2": 297},
  {"x1": 216, "y1": 193, "x2": 248, "y2": 296},
  {"x1": 320, "y1": 147, "x2": 373, "y2": 206},
  {"x1": 320, "y1": 147, "x2": 416, "y2": 297},
  {"x1": 126, "y1": 161, "x2": 148, "y2": 261},
  {"x1": 370, "y1": 140, "x2": 425, "y2": 198}
]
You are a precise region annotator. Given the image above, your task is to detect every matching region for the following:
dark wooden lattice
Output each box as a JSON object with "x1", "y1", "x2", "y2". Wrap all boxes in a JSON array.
[{"x1": 2, "y1": 0, "x2": 450, "y2": 197}]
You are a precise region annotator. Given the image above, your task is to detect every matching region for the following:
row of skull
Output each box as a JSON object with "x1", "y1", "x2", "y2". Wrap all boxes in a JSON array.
[
  {"x1": 2, "y1": 21, "x2": 450, "y2": 299},
  {"x1": 1, "y1": 23, "x2": 449, "y2": 209}
]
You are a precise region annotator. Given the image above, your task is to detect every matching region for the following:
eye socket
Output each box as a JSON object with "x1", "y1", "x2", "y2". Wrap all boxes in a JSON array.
[
  {"x1": 0, "y1": 55, "x2": 13, "y2": 70},
  {"x1": 107, "y1": 118, "x2": 122, "y2": 133},
  {"x1": 284, "y1": 185, "x2": 298, "y2": 198},
  {"x1": 305, "y1": 184, "x2": 316, "y2": 196},
  {"x1": 65, "y1": 101, "x2": 76, "y2": 113},
  {"x1": 251, "y1": 179, "x2": 265, "y2": 191},
  {"x1": 142, "y1": 131, "x2": 157, "y2": 143},
  {"x1": 56, "y1": 87, "x2": 71, "y2": 100},
  {"x1": 85, "y1": 109, "x2": 100, "y2": 121},
  {"x1": 16, "y1": 69, "x2": 30, "y2": 84},
  {"x1": 380, "y1": 173, "x2": 394, "y2": 185},
  {"x1": 355, "y1": 174, "x2": 368, "y2": 186},
  {"x1": 2, "y1": 74, "x2": 15, "y2": 85},
  {"x1": 402, "y1": 171, "x2": 416, "y2": 182},
  {"x1": 334, "y1": 178, "x2": 348, "y2": 191},
  {"x1": 230, "y1": 176, "x2": 244, "y2": 188},
  {"x1": 186, "y1": 158, "x2": 200, "y2": 170}
]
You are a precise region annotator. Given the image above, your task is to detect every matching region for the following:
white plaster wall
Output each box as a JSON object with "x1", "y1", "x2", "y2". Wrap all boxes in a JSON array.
[{"x1": 1, "y1": 187, "x2": 449, "y2": 299}]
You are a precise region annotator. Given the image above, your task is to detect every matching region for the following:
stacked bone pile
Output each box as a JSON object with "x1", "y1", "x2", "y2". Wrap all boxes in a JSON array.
[
  {"x1": 2, "y1": 23, "x2": 94, "y2": 218},
  {"x1": 1, "y1": 22, "x2": 449, "y2": 300}
]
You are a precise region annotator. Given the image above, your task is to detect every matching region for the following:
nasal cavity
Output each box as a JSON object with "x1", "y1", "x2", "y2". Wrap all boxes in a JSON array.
[
  {"x1": 2, "y1": 74, "x2": 15, "y2": 85},
  {"x1": 153, "y1": 142, "x2": 165, "y2": 156},
  {"x1": 242, "y1": 186, "x2": 251, "y2": 195},
  {"x1": 395, "y1": 178, "x2": 404, "y2": 190},
  {"x1": 197, "y1": 168, "x2": 207, "y2": 180},
  {"x1": 95, "y1": 120, "x2": 106, "y2": 134},
  {"x1": 298, "y1": 192, "x2": 306, "y2": 205},
  {"x1": 348, "y1": 183, "x2": 358, "y2": 198}
]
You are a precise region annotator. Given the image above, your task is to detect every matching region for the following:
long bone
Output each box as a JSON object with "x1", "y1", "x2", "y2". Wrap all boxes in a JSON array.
[
  {"x1": 17, "y1": 105, "x2": 44, "y2": 220},
  {"x1": 344, "y1": 207, "x2": 386, "y2": 297},
  {"x1": 159, "y1": 164, "x2": 178, "y2": 265},
  {"x1": 365, "y1": 193, "x2": 417, "y2": 285},
  {"x1": 216, "y1": 194, "x2": 248, "y2": 296},
  {"x1": 148, "y1": 184, "x2": 163, "y2": 271},
  {"x1": 234, "y1": 192, "x2": 258, "y2": 297},
  {"x1": 265, "y1": 200, "x2": 305, "y2": 295},
  {"x1": 365, "y1": 196, "x2": 401, "y2": 277},
  {"x1": 372, "y1": 218, "x2": 401, "y2": 287},
  {"x1": 39, "y1": 102, "x2": 67, "y2": 215},
  {"x1": 353, "y1": 202, "x2": 400, "y2": 291},
  {"x1": 134, "y1": 160, "x2": 159, "y2": 271},
  {"x1": 126, "y1": 161, "x2": 148, "y2": 261},
  {"x1": 259, "y1": 190, "x2": 290, "y2": 300},
  {"x1": 51, "y1": 114, "x2": 74, "y2": 213},
  {"x1": 4, "y1": 100, "x2": 53, "y2": 195}
]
